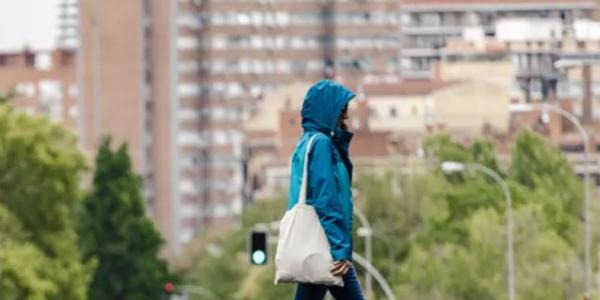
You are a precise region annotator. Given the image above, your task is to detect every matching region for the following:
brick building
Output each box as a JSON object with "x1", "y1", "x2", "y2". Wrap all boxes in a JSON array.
[
  {"x1": 78, "y1": 0, "x2": 403, "y2": 255},
  {"x1": 0, "y1": 49, "x2": 78, "y2": 130}
]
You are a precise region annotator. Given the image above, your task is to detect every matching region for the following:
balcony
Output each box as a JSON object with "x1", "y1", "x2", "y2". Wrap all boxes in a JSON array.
[
  {"x1": 401, "y1": 69, "x2": 433, "y2": 79},
  {"x1": 400, "y1": 24, "x2": 494, "y2": 36},
  {"x1": 401, "y1": 48, "x2": 440, "y2": 57}
]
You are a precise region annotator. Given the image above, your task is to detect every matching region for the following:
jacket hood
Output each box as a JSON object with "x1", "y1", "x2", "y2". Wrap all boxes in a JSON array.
[{"x1": 301, "y1": 80, "x2": 355, "y2": 135}]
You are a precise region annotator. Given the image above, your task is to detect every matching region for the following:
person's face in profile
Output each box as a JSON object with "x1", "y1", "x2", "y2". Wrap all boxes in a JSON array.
[{"x1": 338, "y1": 105, "x2": 349, "y2": 131}]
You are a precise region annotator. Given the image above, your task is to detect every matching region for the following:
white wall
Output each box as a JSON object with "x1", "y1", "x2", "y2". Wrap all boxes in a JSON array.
[
  {"x1": 574, "y1": 19, "x2": 600, "y2": 40},
  {"x1": 496, "y1": 18, "x2": 563, "y2": 42},
  {"x1": 367, "y1": 95, "x2": 430, "y2": 133}
]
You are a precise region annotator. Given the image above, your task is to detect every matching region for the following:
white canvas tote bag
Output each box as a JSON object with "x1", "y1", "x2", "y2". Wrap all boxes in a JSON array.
[{"x1": 275, "y1": 134, "x2": 344, "y2": 287}]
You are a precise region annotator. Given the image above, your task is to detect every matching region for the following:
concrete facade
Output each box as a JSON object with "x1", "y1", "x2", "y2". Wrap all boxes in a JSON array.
[{"x1": 399, "y1": 0, "x2": 596, "y2": 78}]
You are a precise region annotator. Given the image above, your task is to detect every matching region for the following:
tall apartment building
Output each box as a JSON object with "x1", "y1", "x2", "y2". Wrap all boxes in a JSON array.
[
  {"x1": 399, "y1": 0, "x2": 596, "y2": 78},
  {"x1": 78, "y1": 0, "x2": 401, "y2": 255},
  {"x1": 79, "y1": 0, "x2": 172, "y2": 252},
  {"x1": 57, "y1": 0, "x2": 80, "y2": 49}
]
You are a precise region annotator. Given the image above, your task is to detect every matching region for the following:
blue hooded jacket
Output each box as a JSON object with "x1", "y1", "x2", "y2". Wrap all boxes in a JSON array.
[{"x1": 287, "y1": 80, "x2": 355, "y2": 261}]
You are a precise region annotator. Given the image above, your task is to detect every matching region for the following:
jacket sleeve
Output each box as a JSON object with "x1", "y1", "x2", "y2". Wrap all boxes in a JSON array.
[{"x1": 307, "y1": 135, "x2": 352, "y2": 261}]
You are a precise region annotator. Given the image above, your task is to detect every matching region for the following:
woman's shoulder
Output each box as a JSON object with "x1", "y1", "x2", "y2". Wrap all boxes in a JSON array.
[
  {"x1": 309, "y1": 133, "x2": 335, "y2": 151},
  {"x1": 310, "y1": 132, "x2": 332, "y2": 143}
]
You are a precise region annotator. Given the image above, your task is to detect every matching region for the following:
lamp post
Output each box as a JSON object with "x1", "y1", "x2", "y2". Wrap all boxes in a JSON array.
[
  {"x1": 441, "y1": 161, "x2": 515, "y2": 300},
  {"x1": 509, "y1": 103, "x2": 592, "y2": 297}
]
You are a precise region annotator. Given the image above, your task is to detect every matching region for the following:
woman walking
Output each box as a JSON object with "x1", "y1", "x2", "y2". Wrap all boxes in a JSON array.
[{"x1": 287, "y1": 80, "x2": 365, "y2": 300}]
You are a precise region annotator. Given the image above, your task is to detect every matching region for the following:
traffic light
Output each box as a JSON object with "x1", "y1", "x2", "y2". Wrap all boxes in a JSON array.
[{"x1": 249, "y1": 230, "x2": 268, "y2": 265}]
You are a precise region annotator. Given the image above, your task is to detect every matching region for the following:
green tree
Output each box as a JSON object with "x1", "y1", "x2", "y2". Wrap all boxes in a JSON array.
[
  {"x1": 78, "y1": 138, "x2": 170, "y2": 300},
  {"x1": 184, "y1": 130, "x2": 589, "y2": 300},
  {"x1": 0, "y1": 204, "x2": 58, "y2": 300},
  {"x1": 185, "y1": 197, "x2": 296, "y2": 300},
  {"x1": 393, "y1": 131, "x2": 586, "y2": 300},
  {"x1": 0, "y1": 104, "x2": 94, "y2": 300},
  {"x1": 510, "y1": 130, "x2": 583, "y2": 244}
]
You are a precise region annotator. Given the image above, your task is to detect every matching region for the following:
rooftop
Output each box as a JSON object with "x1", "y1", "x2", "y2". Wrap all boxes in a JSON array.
[
  {"x1": 401, "y1": 0, "x2": 595, "y2": 10},
  {"x1": 402, "y1": 0, "x2": 594, "y2": 4},
  {"x1": 0, "y1": 48, "x2": 75, "y2": 69},
  {"x1": 364, "y1": 80, "x2": 454, "y2": 97}
]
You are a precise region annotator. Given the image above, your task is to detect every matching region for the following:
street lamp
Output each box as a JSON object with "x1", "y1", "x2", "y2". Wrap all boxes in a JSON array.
[
  {"x1": 441, "y1": 161, "x2": 515, "y2": 300},
  {"x1": 509, "y1": 103, "x2": 592, "y2": 297}
]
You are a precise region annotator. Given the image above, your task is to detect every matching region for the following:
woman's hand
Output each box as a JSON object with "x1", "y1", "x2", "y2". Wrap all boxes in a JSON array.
[{"x1": 331, "y1": 260, "x2": 352, "y2": 276}]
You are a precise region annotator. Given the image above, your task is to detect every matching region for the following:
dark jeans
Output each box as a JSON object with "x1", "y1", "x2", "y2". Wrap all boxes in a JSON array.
[{"x1": 294, "y1": 267, "x2": 365, "y2": 300}]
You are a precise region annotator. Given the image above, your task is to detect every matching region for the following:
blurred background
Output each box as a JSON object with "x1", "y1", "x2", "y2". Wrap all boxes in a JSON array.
[{"x1": 1, "y1": 0, "x2": 600, "y2": 299}]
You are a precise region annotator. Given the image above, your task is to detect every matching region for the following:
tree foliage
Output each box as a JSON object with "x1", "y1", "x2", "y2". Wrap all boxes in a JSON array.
[
  {"x1": 393, "y1": 131, "x2": 586, "y2": 300},
  {"x1": 184, "y1": 197, "x2": 295, "y2": 300},
  {"x1": 78, "y1": 138, "x2": 171, "y2": 300},
  {"x1": 0, "y1": 105, "x2": 94, "y2": 300}
]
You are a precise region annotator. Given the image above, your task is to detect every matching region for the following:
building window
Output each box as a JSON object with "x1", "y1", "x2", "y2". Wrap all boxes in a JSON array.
[
  {"x1": 277, "y1": 60, "x2": 291, "y2": 73},
  {"x1": 178, "y1": 83, "x2": 200, "y2": 97},
  {"x1": 177, "y1": 36, "x2": 199, "y2": 50},
  {"x1": 16, "y1": 82, "x2": 36, "y2": 97},
  {"x1": 68, "y1": 106, "x2": 78, "y2": 118},
  {"x1": 251, "y1": 11, "x2": 264, "y2": 26},
  {"x1": 560, "y1": 144, "x2": 584, "y2": 153},
  {"x1": 291, "y1": 60, "x2": 307, "y2": 74},
  {"x1": 179, "y1": 131, "x2": 206, "y2": 146},
  {"x1": 179, "y1": 61, "x2": 199, "y2": 74},
  {"x1": 389, "y1": 107, "x2": 397, "y2": 118},
  {"x1": 421, "y1": 13, "x2": 441, "y2": 27},
  {"x1": 178, "y1": 13, "x2": 203, "y2": 28},
  {"x1": 276, "y1": 12, "x2": 290, "y2": 26},
  {"x1": 225, "y1": 59, "x2": 240, "y2": 73},
  {"x1": 368, "y1": 108, "x2": 377, "y2": 119},
  {"x1": 180, "y1": 109, "x2": 201, "y2": 121},
  {"x1": 237, "y1": 12, "x2": 251, "y2": 25},
  {"x1": 212, "y1": 36, "x2": 227, "y2": 49},
  {"x1": 34, "y1": 53, "x2": 53, "y2": 70}
]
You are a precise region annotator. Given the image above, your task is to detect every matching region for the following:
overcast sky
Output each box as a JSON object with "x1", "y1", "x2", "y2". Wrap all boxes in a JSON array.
[{"x1": 0, "y1": 0, "x2": 61, "y2": 51}]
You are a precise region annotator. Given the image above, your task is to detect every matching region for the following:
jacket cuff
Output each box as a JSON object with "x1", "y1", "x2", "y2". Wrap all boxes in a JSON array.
[{"x1": 331, "y1": 248, "x2": 352, "y2": 262}]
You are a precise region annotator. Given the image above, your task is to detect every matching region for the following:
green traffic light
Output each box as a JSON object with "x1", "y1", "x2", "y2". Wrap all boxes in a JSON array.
[{"x1": 252, "y1": 250, "x2": 266, "y2": 265}]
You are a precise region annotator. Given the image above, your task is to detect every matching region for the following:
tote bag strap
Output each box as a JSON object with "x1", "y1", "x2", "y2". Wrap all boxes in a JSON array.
[{"x1": 298, "y1": 133, "x2": 321, "y2": 205}]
